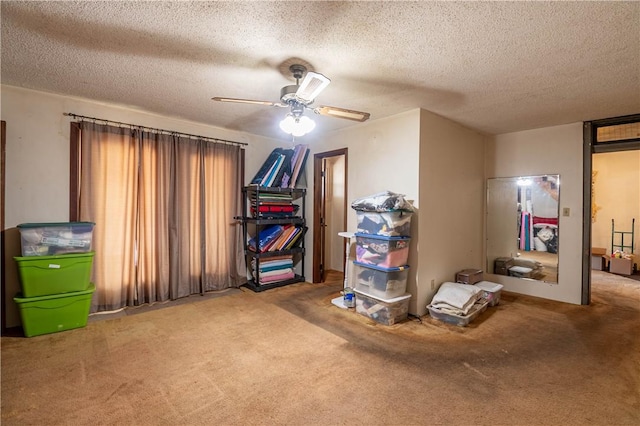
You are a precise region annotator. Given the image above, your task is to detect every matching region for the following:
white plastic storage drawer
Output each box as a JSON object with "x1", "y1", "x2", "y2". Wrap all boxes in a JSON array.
[
  {"x1": 355, "y1": 210, "x2": 413, "y2": 237},
  {"x1": 473, "y1": 281, "x2": 503, "y2": 307},
  {"x1": 354, "y1": 290, "x2": 411, "y2": 326},
  {"x1": 18, "y1": 222, "x2": 95, "y2": 256},
  {"x1": 353, "y1": 261, "x2": 409, "y2": 300},
  {"x1": 354, "y1": 233, "x2": 410, "y2": 268}
]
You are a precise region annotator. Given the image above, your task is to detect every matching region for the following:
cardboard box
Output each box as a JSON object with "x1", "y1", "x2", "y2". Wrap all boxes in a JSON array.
[
  {"x1": 609, "y1": 256, "x2": 634, "y2": 276},
  {"x1": 591, "y1": 255, "x2": 606, "y2": 271},
  {"x1": 455, "y1": 269, "x2": 483, "y2": 284},
  {"x1": 591, "y1": 247, "x2": 607, "y2": 256}
]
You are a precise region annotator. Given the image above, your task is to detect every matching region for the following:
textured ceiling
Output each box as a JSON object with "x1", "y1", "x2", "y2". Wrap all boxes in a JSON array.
[{"x1": 2, "y1": 1, "x2": 639, "y2": 140}]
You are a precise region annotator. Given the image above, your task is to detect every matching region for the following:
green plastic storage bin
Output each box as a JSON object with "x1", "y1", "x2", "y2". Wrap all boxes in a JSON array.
[
  {"x1": 13, "y1": 284, "x2": 95, "y2": 337},
  {"x1": 14, "y1": 252, "x2": 94, "y2": 297}
]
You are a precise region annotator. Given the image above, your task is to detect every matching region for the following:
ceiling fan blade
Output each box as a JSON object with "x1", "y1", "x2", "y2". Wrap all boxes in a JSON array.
[
  {"x1": 314, "y1": 105, "x2": 371, "y2": 122},
  {"x1": 212, "y1": 97, "x2": 287, "y2": 107},
  {"x1": 295, "y1": 72, "x2": 330, "y2": 103}
]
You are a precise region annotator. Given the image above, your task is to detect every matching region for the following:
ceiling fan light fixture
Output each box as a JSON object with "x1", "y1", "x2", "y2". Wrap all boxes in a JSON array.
[
  {"x1": 279, "y1": 114, "x2": 316, "y2": 137},
  {"x1": 295, "y1": 72, "x2": 330, "y2": 103}
]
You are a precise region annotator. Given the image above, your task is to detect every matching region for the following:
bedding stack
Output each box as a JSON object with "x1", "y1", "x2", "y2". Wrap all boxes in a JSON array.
[
  {"x1": 251, "y1": 255, "x2": 295, "y2": 285},
  {"x1": 350, "y1": 191, "x2": 414, "y2": 325},
  {"x1": 426, "y1": 282, "x2": 488, "y2": 327},
  {"x1": 427, "y1": 269, "x2": 504, "y2": 326}
]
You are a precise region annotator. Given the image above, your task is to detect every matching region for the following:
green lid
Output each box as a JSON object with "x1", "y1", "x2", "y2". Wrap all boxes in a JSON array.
[{"x1": 18, "y1": 222, "x2": 95, "y2": 229}]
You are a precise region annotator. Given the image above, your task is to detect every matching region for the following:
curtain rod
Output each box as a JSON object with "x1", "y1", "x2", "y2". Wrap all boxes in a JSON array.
[{"x1": 63, "y1": 112, "x2": 248, "y2": 147}]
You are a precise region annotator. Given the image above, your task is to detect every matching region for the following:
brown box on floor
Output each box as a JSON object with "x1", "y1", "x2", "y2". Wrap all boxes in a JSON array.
[
  {"x1": 455, "y1": 269, "x2": 483, "y2": 284},
  {"x1": 494, "y1": 257, "x2": 514, "y2": 275},
  {"x1": 591, "y1": 255, "x2": 607, "y2": 271},
  {"x1": 591, "y1": 247, "x2": 608, "y2": 271},
  {"x1": 609, "y1": 256, "x2": 634, "y2": 276}
]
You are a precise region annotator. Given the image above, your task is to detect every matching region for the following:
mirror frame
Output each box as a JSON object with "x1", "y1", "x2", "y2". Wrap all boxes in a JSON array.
[{"x1": 486, "y1": 174, "x2": 560, "y2": 284}]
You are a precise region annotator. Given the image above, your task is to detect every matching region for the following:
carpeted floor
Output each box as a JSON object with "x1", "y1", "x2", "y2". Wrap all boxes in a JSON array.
[{"x1": 2, "y1": 271, "x2": 639, "y2": 425}]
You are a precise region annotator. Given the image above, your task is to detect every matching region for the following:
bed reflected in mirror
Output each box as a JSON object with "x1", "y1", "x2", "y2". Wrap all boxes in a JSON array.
[{"x1": 486, "y1": 175, "x2": 560, "y2": 284}]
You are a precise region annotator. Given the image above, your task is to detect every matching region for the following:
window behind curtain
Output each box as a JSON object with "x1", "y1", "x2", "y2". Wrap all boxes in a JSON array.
[{"x1": 71, "y1": 121, "x2": 245, "y2": 312}]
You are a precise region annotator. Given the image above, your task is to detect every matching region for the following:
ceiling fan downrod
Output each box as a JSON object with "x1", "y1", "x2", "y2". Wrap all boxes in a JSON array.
[{"x1": 289, "y1": 64, "x2": 307, "y2": 84}]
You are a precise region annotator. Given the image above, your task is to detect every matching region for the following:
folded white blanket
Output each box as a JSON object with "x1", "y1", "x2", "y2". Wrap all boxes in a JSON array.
[{"x1": 430, "y1": 282, "x2": 482, "y2": 316}]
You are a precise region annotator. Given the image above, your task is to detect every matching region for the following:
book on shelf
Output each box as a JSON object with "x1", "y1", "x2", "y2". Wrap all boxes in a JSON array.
[{"x1": 250, "y1": 144, "x2": 309, "y2": 188}]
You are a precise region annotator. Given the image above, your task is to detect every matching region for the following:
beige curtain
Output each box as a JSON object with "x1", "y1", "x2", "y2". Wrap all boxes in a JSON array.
[{"x1": 78, "y1": 122, "x2": 245, "y2": 312}]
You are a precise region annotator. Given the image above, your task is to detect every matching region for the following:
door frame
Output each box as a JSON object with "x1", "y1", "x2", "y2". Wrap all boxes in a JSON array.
[
  {"x1": 313, "y1": 148, "x2": 348, "y2": 283},
  {"x1": 582, "y1": 113, "x2": 640, "y2": 304},
  {"x1": 1, "y1": 121, "x2": 5, "y2": 333}
]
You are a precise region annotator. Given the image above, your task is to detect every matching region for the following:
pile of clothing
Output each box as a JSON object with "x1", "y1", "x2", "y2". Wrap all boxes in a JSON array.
[{"x1": 351, "y1": 190, "x2": 414, "y2": 213}]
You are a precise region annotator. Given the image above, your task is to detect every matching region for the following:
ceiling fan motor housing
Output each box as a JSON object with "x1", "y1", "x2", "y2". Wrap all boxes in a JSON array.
[{"x1": 280, "y1": 85, "x2": 299, "y2": 103}]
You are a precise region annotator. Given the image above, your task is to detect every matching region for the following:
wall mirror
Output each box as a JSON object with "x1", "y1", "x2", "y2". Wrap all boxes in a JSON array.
[{"x1": 486, "y1": 175, "x2": 560, "y2": 284}]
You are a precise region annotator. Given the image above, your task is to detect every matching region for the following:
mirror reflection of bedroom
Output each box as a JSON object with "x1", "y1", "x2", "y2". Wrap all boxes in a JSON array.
[{"x1": 487, "y1": 175, "x2": 560, "y2": 284}]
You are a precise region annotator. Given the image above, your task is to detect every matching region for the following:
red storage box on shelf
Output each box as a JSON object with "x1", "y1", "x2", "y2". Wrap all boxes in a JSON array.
[{"x1": 354, "y1": 233, "x2": 410, "y2": 268}]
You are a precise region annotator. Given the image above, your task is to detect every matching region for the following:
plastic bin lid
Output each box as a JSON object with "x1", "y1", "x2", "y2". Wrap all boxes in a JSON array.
[
  {"x1": 353, "y1": 261, "x2": 410, "y2": 272},
  {"x1": 18, "y1": 221, "x2": 95, "y2": 229},
  {"x1": 14, "y1": 251, "x2": 95, "y2": 262},
  {"x1": 354, "y1": 232, "x2": 411, "y2": 241},
  {"x1": 355, "y1": 209, "x2": 413, "y2": 214},
  {"x1": 474, "y1": 281, "x2": 503, "y2": 291},
  {"x1": 13, "y1": 283, "x2": 96, "y2": 303},
  {"x1": 354, "y1": 289, "x2": 412, "y2": 303}
]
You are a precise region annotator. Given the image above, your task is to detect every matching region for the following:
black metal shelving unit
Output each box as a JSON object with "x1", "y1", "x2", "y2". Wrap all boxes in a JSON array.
[{"x1": 238, "y1": 186, "x2": 306, "y2": 292}]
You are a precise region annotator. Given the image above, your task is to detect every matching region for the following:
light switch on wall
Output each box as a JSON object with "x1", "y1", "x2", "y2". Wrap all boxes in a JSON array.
[{"x1": 562, "y1": 207, "x2": 570, "y2": 217}]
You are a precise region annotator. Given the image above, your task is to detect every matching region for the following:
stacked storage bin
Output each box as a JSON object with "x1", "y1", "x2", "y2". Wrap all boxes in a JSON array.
[
  {"x1": 350, "y1": 192, "x2": 414, "y2": 325},
  {"x1": 13, "y1": 222, "x2": 96, "y2": 337}
]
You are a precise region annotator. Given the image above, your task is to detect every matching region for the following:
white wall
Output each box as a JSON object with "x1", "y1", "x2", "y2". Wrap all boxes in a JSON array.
[
  {"x1": 314, "y1": 108, "x2": 486, "y2": 316},
  {"x1": 486, "y1": 122, "x2": 584, "y2": 304},
  {"x1": 1, "y1": 85, "x2": 282, "y2": 327},
  {"x1": 416, "y1": 109, "x2": 487, "y2": 316},
  {"x1": 311, "y1": 110, "x2": 421, "y2": 311}
]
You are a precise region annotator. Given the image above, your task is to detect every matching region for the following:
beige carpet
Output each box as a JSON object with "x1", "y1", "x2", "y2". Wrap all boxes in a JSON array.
[{"x1": 2, "y1": 272, "x2": 639, "y2": 425}]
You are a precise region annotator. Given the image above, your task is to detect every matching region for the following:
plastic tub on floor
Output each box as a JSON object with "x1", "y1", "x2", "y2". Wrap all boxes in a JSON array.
[
  {"x1": 427, "y1": 299, "x2": 489, "y2": 327},
  {"x1": 355, "y1": 210, "x2": 413, "y2": 237},
  {"x1": 354, "y1": 290, "x2": 411, "y2": 326},
  {"x1": 353, "y1": 261, "x2": 409, "y2": 300},
  {"x1": 354, "y1": 233, "x2": 410, "y2": 268},
  {"x1": 14, "y1": 252, "x2": 94, "y2": 297},
  {"x1": 18, "y1": 222, "x2": 95, "y2": 256},
  {"x1": 13, "y1": 284, "x2": 95, "y2": 337},
  {"x1": 473, "y1": 281, "x2": 503, "y2": 306}
]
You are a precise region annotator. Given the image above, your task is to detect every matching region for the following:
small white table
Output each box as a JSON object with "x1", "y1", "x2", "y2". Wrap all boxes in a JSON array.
[{"x1": 331, "y1": 231, "x2": 355, "y2": 309}]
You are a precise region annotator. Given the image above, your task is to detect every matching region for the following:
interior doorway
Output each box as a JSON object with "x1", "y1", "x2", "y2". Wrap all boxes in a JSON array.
[
  {"x1": 312, "y1": 148, "x2": 347, "y2": 283},
  {"x1": 583, "y1": 114, "x2": 640, "y2": 303}
]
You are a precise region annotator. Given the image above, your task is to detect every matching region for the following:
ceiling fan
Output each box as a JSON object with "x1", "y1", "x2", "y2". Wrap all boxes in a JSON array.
[{"x1": 212, "y1": 64, "x2": 371, "y2": 133}]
